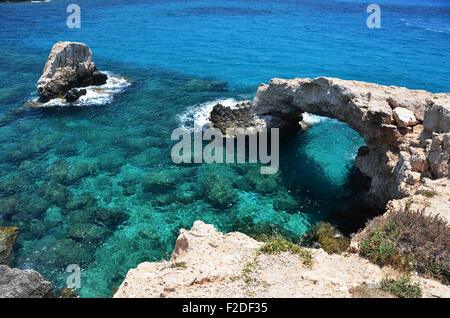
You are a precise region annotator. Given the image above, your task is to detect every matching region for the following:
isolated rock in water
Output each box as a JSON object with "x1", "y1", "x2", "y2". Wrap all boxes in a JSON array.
[
  {"x1": 37, "y1": 41, "x2": 107, "y2": 101},
  {"x1": 0, "y1": 226, "x2": 18, "y2": 265},
  {"x1": 209, "y1": 102, "x2": 266, "y2": 135},
  {"x1": 64, "y1": 88, "x2": 87, "y2": 103},
  {"x1": 0, "y1": 265, "x2": 54, "y2": 298},
  {"x1": 393, "y1": 107, "x2": 418, "y2": 127}
]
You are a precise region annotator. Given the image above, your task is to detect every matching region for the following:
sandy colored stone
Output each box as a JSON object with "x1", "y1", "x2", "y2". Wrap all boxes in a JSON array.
[
  {"x1": 115, "y1": 221, "x2": 450, "y2": 298},
  {"x1": 393, "y1": 107, "x2": 418, "y2": 127}
]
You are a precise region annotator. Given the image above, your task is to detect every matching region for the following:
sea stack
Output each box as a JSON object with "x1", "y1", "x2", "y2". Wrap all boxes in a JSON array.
[{"x1": 37, "y1": 41, "x2": 108, "y2": 102}]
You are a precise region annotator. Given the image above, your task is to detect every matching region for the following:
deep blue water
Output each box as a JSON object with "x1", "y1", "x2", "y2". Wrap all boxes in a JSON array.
[{"x1": 0, "y1": 0, "x2": 449, "y2": 297}]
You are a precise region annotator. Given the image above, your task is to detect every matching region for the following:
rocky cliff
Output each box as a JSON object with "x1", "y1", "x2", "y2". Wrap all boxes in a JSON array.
[
  {"x1": 114, "y1": 221, "x2": 449, "y2": 298},
  {"x1": 115, "y1": 77, "x2": 449, "y2": 298},
  {"x1": 252, "y1": 77, "x2": 449, "y2": 208}
]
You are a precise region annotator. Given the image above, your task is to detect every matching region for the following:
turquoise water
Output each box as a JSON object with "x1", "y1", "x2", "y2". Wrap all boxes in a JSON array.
[{"x1": 0, "y1": 0, "x2": 449, "y2": 297}]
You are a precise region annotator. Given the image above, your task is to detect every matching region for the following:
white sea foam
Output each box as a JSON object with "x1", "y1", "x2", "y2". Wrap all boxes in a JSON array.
[
  {"x1": 178, "y1": 100, "x2": 330, "y2": 131},
  {"x1": 302, "y1": 112, "x2": 328, "y2": 124},
  {"x1": 30, "y1": 72, "x2": 131, "y2": 107},
  {"x1": 178, "y1": 98, "x2": 246, "y2": 131}
]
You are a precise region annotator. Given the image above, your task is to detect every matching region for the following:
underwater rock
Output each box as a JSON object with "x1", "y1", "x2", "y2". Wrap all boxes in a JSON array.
[
  {"x1": 55, "y1": 140, "x2": 79, "y2": 157},
  {"x1": 242, "y1": 169, "x2": 279, "y2": 194},
  {"x1": 64, "y1": 88, "x2": 87, "y2": 103},
  {"x1": 29, "y1": 219, "x2": 46, "y2": 239},
  {"x1": 41, "y1": 182, "x2": 69, "y2": 206},
  {"x1": 0, "y1": 227, "x2": 19, "y2": 265},
  {"x1": 68, "y1": 209, "x2": 92, "y2": 224},
  {"x1": 0, "y1": 197, "x2": 20, "y2": 220},
  {"x1": 174, "y1": 182, "x2": 201, "y2": 204},
  {"x1": 48, "y1": 160, "x2": 92, "y2": 186},
  {"x1": 314, "y1": 222, "x2": 350, "y2": 254},
  {"x1": 65, "y1": 192, "x2": 95, "y2": 211},
  {"x1": 68, "y1": 223, "x2": 108, "y2": 244},
  {"x1": 182, "y1": 78, "x2": 228, "y2": 92},
  {"x1": 94, "y1": 207, "x2": 129, "y2": 230},
  {"x1": 142, "y1": 170, "x2": 177, "y2": 193},
  {"x1": 43, "y1": 207, "x2": 64, "y2": 228},
  {"x1": 28, "y1": 238, "x2": 95, "y2": 267},
  {"x1": 273, "y1": 193, "x2": 298, "y2": 213},
  {"x1": 0, "y1": 265, "x2": 54, "y2": 298},
  {"x1": 201, "y1": 173, "x2": 236, "y2": 208},
  {"x1": 37, "y1": 42, "x2": 107, "y2": 101}
]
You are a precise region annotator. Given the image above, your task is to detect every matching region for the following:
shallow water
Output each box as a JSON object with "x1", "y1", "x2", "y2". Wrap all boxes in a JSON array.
[{"x1": 0, "y1": 0, "x2": 449, "y2": 297}]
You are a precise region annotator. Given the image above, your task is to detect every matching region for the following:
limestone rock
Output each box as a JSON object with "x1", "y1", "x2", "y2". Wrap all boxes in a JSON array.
[
  {"x1": 37, "y1": 42, "x2": 107, "y2": 101},
  {"x1": 409, "y1": 147, "x2": 430, "y2": 173},
  {"x1": 423, "y1": 96, "x2": 450, "y2": 133},
  {"x1": 115, "y1": 221, "x2": 450, "y2": 298},
  {"x1": 249, "y1": 77, "x2": 450, "y2": 207},
  {"x1": 0, "y1": 265, "x2": 54, "y2": 298},
  {"x1": 0, "y1": 226, "x2": 18, "y2": 265},
  {"x1": 393, "y1": 107, "x2": 418, "y2": 127},
  {"x1": 426, "y1": 133, "x2": 450, "y2": 179}
]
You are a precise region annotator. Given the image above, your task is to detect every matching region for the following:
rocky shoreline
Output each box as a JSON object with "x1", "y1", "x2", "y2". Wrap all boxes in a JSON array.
[
  {"x1": 115, "y1": 77, "x2": 449, "y2": 298},
  {"x1": 0, "y1": 40, "x2": 448, "y2": 297},
  {"x1": 114, "y1": 221, "x2": 449, "y2": 298}
]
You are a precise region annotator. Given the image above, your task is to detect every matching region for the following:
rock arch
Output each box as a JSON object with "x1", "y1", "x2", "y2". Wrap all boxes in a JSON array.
[{"x1": 252, "y1": 77, "x2": 450, "y2": 208}]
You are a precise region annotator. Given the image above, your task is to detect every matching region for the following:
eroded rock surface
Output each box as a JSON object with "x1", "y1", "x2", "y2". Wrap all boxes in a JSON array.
[
  {"x1": 0, "y1": 265, "x2": 54, "y2": 298},
  {"x1": 114, "y1": 221, "x2": 449, "y2": 298},
  {"x1": 251, "y1": 77, "x2": 450, "y2": 208},
  {"x1": 37, "y1": 42, "x2": 107, "y2": 101},
  {"x1": 0, "y1": 226, "x2": 18, "y2": 265}
]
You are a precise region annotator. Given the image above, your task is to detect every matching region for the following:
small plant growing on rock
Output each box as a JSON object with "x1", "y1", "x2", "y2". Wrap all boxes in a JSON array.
[
  {"x1": 414, "y1": 189, "x2": 436, "y2": 198},
  {"x1": 170, "y1": 262, "x2": 187, "y2": 269},
  {"x1": 380, "y1": 274, "x2": 422, "y2": 298},
  {"x1": 258, "y1": 236, "x2": 313, "y2": 268}
]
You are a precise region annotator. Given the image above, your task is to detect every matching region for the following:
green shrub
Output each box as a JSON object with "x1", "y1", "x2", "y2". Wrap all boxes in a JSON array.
[
  {"x1": 170, "y1": 262, "x2": 187, "y2": 269},
  {"x1": 360, "y1": 221, "x2": 407, "y2": 267},
  {"x1": 380, "y1": 274, "x2": 422, "y2": 298},
  {"x1": 360, "y1": 208, "x2": 450, "y2": 284},
  {"x1": 414, "y1": 190, "x2": 436, "y2": 198}
]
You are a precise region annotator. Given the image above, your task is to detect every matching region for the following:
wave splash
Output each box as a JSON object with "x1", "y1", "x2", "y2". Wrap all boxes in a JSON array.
[{"x1": 28, "y1": 72, "x2": 132, "y2": 107}]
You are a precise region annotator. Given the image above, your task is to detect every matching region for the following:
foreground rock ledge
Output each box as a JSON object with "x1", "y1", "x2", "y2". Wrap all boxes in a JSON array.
[
  {"x1": 0, "y1": 265, "x2": 54, "y2": 298},
  {"x1": 114, "y1": 221, "x2": 449, "y2": 298}
]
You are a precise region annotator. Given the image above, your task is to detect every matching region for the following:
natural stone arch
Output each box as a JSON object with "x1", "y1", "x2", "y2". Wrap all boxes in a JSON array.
[{"x1": 251, "y1": 77, "x2": 450, "y2": 208}]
